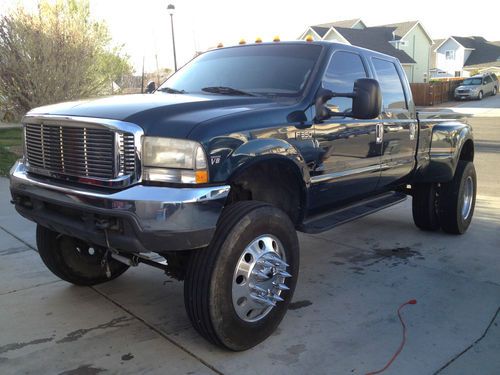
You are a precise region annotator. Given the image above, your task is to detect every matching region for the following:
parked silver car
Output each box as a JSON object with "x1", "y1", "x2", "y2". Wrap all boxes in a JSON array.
[{"x1": 454, "y1": 73, "x2": 498, "y2": 100}]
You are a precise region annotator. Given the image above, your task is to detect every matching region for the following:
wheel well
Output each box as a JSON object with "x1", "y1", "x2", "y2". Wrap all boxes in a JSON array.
[
  {"x1": 459, "y1": 139, "x2": 474, "y2": 162},
  {"x1": 227, "y1": 160, "x2": 305, "y2": 225}
]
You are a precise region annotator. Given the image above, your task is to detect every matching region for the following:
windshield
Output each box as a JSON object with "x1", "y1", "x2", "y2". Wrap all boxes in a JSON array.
[
  {"x1": 157, "y1": 44, "x2": 322, "y2": 97},
  {"x1": 462, "y1": 78, "x2": 483, "y2": 85}
]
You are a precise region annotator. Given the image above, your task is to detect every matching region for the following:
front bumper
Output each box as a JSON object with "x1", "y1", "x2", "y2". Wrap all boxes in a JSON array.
[
  {"x1": 455, "y1": 91, "x2": 477, "y2": 100},
  {"x1": 10, "y1": 161, "x2": 230, "y2": 253}
]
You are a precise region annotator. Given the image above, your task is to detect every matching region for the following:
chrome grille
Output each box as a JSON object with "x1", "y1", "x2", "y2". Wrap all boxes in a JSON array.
[
  {"x1": 119, "y1": 133, "x2": 136, "y2": 175},
  {"x1": 24, "y1": 122, "x2": 136, "y2": 182}
]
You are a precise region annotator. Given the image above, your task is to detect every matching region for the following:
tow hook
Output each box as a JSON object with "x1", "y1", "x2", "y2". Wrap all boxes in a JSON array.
[
  {"x1": 100, "y1": 248, "x2": 112, "y2": 278},
  {"x1": 96, "y1": 219, "x2": 117, "y2": 279}
]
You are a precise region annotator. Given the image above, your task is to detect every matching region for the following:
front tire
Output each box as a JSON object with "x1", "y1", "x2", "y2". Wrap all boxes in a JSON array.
[
  {"x1": 478, "y1": 91, "x2": 483, "y2": 100},
  {"x1": 184, "y1": 201, "x2": 299, "y2": 351},
  {"x1": 437, "y1": 161, "x2": 476, "y2": 234},
  {"x1": 36, "y1": 225, "x2": 129, "y2": 286},
  {"x1": 493, "y1": 86, "x2": 497, "y2": 96},
  {"x1": 412, "y1": 183, "x2": 440, "y2": 231}
]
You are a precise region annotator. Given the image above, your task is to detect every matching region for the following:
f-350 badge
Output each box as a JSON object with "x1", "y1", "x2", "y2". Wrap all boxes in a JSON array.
[{"x1": 296, "y1": 130, "x2": 313, "y2": 140}]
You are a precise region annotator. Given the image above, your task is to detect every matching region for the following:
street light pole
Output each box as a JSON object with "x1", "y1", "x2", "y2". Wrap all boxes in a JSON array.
[{"x1": 167, "y1": 4, "x2": 178, "y2": 72}]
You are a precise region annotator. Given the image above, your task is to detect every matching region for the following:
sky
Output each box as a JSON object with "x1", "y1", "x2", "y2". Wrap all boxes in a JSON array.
[{"x1": 2, "y1": 0, "x2": 500, "y2": 73}]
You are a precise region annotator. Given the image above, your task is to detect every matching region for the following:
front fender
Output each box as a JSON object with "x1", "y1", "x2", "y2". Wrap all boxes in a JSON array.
[
  {"x1": 417, "y1": 121, "x2": 473, "y2": 182},
  {"x1": 215, "y1": 138, "x2": 310, "y2": 185}
]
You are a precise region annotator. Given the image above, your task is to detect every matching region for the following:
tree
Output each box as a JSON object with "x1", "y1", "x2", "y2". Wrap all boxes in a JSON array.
[{"x1": 0, "y1": 0, "x2": 132, "y2": 119}]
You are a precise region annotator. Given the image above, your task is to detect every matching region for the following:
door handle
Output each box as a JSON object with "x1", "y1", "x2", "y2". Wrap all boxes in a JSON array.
[{"x1": 376, "y1": 124, "x2": 384, "y2": 144}]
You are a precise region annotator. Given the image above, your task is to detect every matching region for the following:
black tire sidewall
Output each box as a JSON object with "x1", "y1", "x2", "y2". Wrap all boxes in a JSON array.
[
  {"x1": 412, "y1": 183, "x2": 440, "y2": 231},
  {"x1": 455, "y1": 162, "x2": 476, "y2": 232},
  {"x1": 209, "y1": 205, "x2": 299, "y2": 351},
  {"x1": 37, "y1": 225, "x2": 128, "y2": 286},
  {"x1": 439, "y1": 161, "x2": 476, "y2": 234}
]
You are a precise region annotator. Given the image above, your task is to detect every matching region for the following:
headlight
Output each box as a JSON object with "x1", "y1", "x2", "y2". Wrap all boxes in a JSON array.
[{"x1": 143, "y1": 137, "x2": 208, "y2": 184}]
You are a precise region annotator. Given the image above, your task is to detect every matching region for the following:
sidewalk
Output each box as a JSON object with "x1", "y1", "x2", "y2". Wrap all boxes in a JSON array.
[
  {"x1": 0, "y1": 122, "x2": 21, "y2": 129},
  {"x1": 417, "y1": 94, "x2": 500, "y2": 117}
]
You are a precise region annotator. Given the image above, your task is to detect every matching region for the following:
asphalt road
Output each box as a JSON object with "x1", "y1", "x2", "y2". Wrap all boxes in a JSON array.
[{"x1": 0, "y1": 100, "x2": 499, "y2": 375}]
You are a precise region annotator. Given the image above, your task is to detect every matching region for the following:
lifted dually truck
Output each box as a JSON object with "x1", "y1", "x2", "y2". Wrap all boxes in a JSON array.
[{"x1": 10, "y1": 41, "x2": 476, "y2": 351}]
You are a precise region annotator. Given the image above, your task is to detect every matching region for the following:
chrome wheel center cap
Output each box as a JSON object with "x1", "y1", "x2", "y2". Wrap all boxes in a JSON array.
[{"x1": 232, "y1": 235, "x2": 290, "y2": 322}]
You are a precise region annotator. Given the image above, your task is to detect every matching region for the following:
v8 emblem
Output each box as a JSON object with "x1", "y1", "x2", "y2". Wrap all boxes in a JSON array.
[{"x1": 210, "y1": 155, "x2": 221, "y2": 165}]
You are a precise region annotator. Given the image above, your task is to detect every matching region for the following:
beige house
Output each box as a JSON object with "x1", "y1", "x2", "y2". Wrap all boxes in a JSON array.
[{"x1": 299, "y1": 19, "x2": 434, "y2": 83}]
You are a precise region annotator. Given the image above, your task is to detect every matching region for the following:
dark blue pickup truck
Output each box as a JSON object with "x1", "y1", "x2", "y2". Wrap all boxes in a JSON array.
[{"x1": 10, "y1": 41, "x2": 476, "y2": 350}]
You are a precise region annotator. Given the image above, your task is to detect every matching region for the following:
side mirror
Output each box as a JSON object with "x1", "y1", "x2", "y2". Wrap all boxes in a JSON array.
[
  {"x1": 145, "y1": 81, "x2": 157, "y2": 94},
  {"x1": 315, "y1": 78, "x2": 382, "y2": 122},
  {"x1": 351, "y1": 78, "x2": 382, "y2": 119}
]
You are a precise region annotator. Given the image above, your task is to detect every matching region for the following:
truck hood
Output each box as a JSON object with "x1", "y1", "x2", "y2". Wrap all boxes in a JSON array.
[{"x1": 27, "y1": 93, "x2": 278, "y2": 138}]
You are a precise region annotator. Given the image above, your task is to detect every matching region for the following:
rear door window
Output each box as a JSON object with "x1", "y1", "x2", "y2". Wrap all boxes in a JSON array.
[{"x1": 372, "y1": 58, "x2": 407, "y2": 110}]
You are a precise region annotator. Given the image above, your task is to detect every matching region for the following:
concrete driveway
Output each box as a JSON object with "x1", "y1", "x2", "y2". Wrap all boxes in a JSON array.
[
  {"x1": 420, "y1": 94, "x2": 500, "y2": 118},
  {"x1": 1, "y1": 116, "x2": 499, "y2": 375}
]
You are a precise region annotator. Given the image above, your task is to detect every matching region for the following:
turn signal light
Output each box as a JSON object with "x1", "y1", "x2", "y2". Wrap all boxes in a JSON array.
[{"x1": 195, "y1": 170, "x2": 209, "y2": 184}]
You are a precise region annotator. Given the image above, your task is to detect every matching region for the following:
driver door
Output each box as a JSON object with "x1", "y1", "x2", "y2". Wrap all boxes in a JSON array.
[{"x1": 309, "y1": 51, "x2": 380, "y2": 210}]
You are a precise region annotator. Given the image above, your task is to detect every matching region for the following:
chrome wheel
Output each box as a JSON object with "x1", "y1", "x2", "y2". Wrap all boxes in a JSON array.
[
  {"x1": 462, "y1": 176, "x2": 474, "y2": 220},
  {"x1": 232, "y1": 234, "x2": 290, "y2": 322}
]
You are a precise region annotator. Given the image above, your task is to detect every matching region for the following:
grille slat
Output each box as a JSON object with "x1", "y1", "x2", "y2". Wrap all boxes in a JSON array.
[{"x1": 24, "y1": 122, "x2": 137, "y2": 183}]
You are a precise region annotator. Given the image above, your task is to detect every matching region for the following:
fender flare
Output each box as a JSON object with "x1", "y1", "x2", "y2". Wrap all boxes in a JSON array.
[{"x1": 418, "y1": 121, "x2": 473, "y2": 183}]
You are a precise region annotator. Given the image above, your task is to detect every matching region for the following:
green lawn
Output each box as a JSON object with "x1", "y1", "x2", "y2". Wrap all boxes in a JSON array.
[{"x1": 0, "y1": 128, "x2": 22, "y2": 176}]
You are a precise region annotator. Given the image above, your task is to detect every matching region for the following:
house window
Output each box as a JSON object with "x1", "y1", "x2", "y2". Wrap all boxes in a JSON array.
[{"x1": 445, "y1": 50, "x2": 455, "y2": 60}]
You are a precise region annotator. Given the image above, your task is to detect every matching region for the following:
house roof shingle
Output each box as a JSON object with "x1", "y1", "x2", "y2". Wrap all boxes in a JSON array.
[
  {"x1": 316, "y1": 19, "x2": 363, "y2": 29},
  {"x1": 334, "y1": 26, "x2": 416, "y2": 64},
  {"x1": 310, "y1": 26, "x2": 330, "y2": 38},
  {"x1": 380, "y1": 21, "x2": 418, "y2": 40},
  {"x1": 452, "y1": 36, "x2": 478, "y2": 49}
]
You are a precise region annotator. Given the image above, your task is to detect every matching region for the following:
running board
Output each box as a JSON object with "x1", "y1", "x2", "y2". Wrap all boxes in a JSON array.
[{"x1": 299, "y1": 192, "x2": 407, "y2": 234}]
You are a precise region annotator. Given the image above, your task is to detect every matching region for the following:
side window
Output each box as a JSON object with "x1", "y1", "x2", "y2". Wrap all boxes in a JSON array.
[
  {"x1": 372, "y1": 58, "x2": 407, "y2": 110},
  {"x1": 484, "y1": 76, "x2": 492, "y2": 84},
  {"x1": 322, "y1": 51, "x2": 367, "y2": 113}
]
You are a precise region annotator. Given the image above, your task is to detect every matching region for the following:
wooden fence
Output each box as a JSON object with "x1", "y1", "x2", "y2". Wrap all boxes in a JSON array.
[{"x1": 410, "y1": 79, "x2": 464, "y2": 106}]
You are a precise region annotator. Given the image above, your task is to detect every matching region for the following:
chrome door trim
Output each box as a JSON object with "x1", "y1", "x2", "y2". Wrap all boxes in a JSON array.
[{"x1": 310, "y1": 164, "x2": 381, "y2": 184}]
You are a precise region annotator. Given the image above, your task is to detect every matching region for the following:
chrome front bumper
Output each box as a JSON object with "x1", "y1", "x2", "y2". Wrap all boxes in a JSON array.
[{"x1": 10, "y1": 161, "x2": 230, "y2": 252}]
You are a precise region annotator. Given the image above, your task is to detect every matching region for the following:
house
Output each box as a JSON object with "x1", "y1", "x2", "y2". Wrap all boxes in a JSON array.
[
  {"x1": 299, "y1": 19, "x2": 433, "y2": 83},
  {"x1": 432, "y1": 36, "x2": 500, "y2": 78},
  {"x1": 381, "y1": 21, "x2": 433, "y2": 83}
]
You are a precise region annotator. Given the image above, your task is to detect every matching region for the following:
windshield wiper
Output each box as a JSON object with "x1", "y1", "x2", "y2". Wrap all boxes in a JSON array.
[
  {"x1": 157, "y1": 87, "x2": 186, "y2": 94},
  {"x1": 201, "y1": 86, "x2": 256, "y2": 97}
]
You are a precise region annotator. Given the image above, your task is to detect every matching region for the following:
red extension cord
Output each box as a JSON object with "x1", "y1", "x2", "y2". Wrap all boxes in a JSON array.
[{"x1": 365, "y1": 299, "x2": 418, "y2": 375}]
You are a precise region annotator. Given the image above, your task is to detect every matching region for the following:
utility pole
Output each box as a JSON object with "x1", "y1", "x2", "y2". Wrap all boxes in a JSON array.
[
  {"x1": 141, "y1": 56, "x2": 145, "y2": 93},
  {"x1": 167, "y1": 4, "x2": 178, "y2": 71}
]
